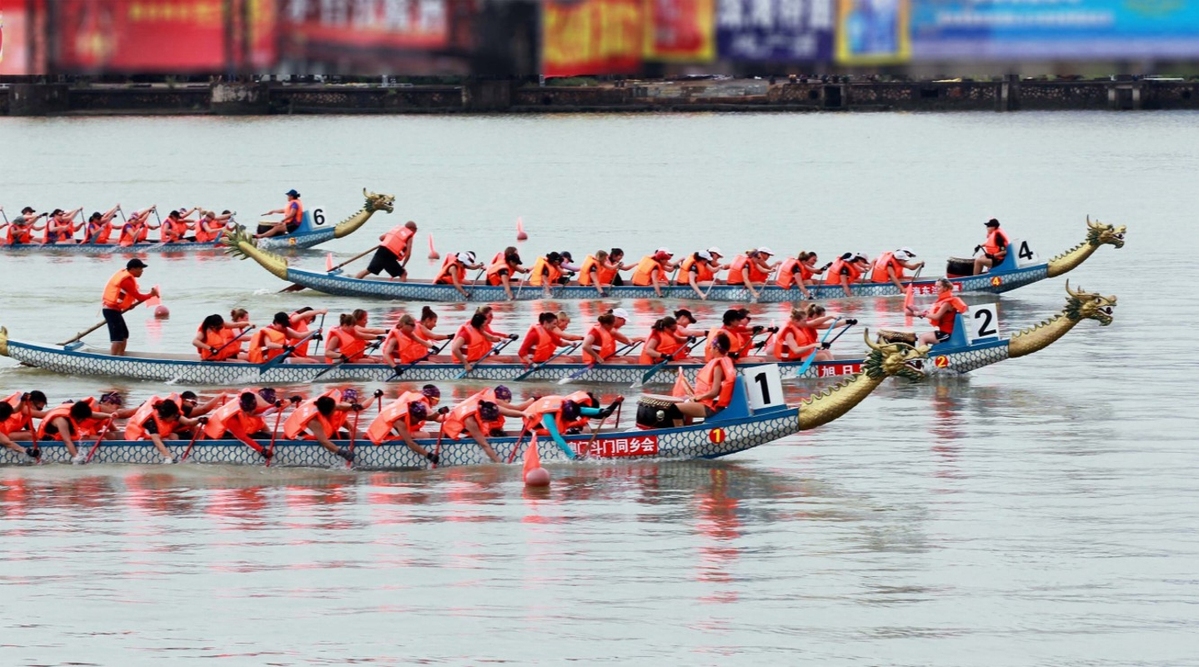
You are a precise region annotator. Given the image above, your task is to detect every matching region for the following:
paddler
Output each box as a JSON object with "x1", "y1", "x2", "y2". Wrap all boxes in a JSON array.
[
  {"x1": 672, "y1": 333, "x2": 736, "y2": 426},
  {"x1": 37, "y1": 400, "x2": 96, "y2": 464},
  {"x1": 367, "y1": 386, "x2": 443, "y2": 464},
  {"x1": 161, "y1": 208, "x2": 198, "y2": 243},
  {"x1": 193, "y1": 314, "x2": 250, "y2": 361},
  {"x1": 518, "y1": 312, "x2": 569, "y2": 367},
  {"x1": 673, "y1": 309, "x2": 705, "y2": 338},
  {"x1": 178, "y1": 391, "x2": 226, "y2": 419},
  {"x1": 355, "y1": 220, "x2": 417, "y2": 281},
  {"x1": 247, "y1": 312, "x2": 316, "y2": 364},
  {"x1": 912, "y1": 278, "x2": 968, "y2": 346},
  {"x1": 256, "y1": 189, "x2": 304, "y2": 239},
  {"x1": 726, "y1": 248, "x2": 776, "y2": 301},
  {"x1": 433, "y1": 251, "x2": 484, "y2": 298},
  {"x1": 125, "y1": 396, "x2": 205, "y2": 464},
  {"x1": 0, "y1": 403, "x2": 40, "y2": 458},
  {"x1": 117, "y1": 207, "x2": 157, "y2": 246},
  {"x1": 83, "y1": 206, "x2": 121, "y2": 244},
  {"x1": 825, "y1": 251, "x2": 871, "y2": 297},
  {"x1": 438, "y1": 387, "x2": 528, "y2": 463},
  {"x1": 325, "y1": 311, "x2": 384, "y2": 363},
  {"x1": 630, "y1": 248, "x2": 675, "y2": 298},
  {"x1": 705, "y1": 309, "x2": 748, "y2": 362},
  {"x1": 974, "y1": 218, "x2": 1011, "y2": 275},
  {"x1": 485, "y1": 248, "x2": 527, "y2": 300},
  {"x1": 776, "y1": 250, "x2": 825, "y2": 299},
  {"x1": 450, "y1": 311, "x2": 505, "y2": 373},
  {"x1": 581, "y1": 308, "x2": 642, "y2": 365},
  {"x1": 203, "y1": 390, "x2": 288, "y2": 460},
  {"x1": 520, "y1": 392, "x2": 621, "y2": 460},
  {"x1": 550, "y1": 311, "x2": 584, "y2": 343},
  {"x1": 529, "y1": 252, "x2": 568, "y2": 296},
  {"x1": 677, "y1": 248, "x2": 724, "y2": 299},
  {"x1": 289, "y1": 307, "x2": 327, "y2": 357},
  {"x1": 774, "y1": 305, "x2": 852, "y2": 362},
  {"x1": 101, "y1": 258, "x2": 159, "y2": 357},
  {"x1": 284, "y1": 390, "x2": 364, "y2": 462},
  {"x1": 382, "y1": 314, "x2": 441, "y2": 367},
  {"x1": 870, "y1": 247, "x2": 924, "y2": 291},
  {"x1": 194, "y1": 209, "x2": 233, "y2": 243},
  {"x1": 0, "y1": 391, "x2": 48, "y2": 458},
  {"x1": 5, "y1": 207, "x2": 46, "y2": 245},
  {"x1": 417, "y1": 306, "x2": 453, "y2": 344},
  {"x1": 45, "y1": 207, "x2": 83, "y2": 243},
  {"x1": 639, "y1": 316, "x2": 692, "y2": 364},
  {"x1": 579, "y1": 250, "x2": 630, "y2": 296}
]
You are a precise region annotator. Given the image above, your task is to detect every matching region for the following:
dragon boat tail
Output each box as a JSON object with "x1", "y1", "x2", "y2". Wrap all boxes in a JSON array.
[
  {"x1": 0, "y1": 339, "x2": 928, "y2": 469},
  {"x1": 223, "y1": 218, "x2": 1125, "y2": 302}
]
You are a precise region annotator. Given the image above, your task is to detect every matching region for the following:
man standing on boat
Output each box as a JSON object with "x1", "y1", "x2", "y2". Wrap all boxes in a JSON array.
[
  {"x1": 973, "y1": 218, "x2": 1010, "y2": 275},
  {"x1": 256, "y1": 189, "x2": 304, "y2": 239},
  {"x1": 101, "y1": 259, "x2": 159, "y2": 357},
  {"x1": 356, "y1": 220, "x2": 417, "y2": 281}
]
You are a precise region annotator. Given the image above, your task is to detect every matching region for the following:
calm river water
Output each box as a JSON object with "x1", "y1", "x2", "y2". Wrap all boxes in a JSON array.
[{"x1": 0, "y1": 112, "x2": 1195, "y2": 665}]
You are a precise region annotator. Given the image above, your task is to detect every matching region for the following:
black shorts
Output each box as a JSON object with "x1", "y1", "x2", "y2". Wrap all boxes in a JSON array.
[
  {"x1": 103, "y1": 308, "x2": 129, "y2": 342},
  {"x1": 256, "y1": 222, "x2": 300, "y2": 235},
  {"x1": 934, "y1": 331, "x2": 952, "y2": 343},
  {"x1": 612, "y1": 274, "x2": 624, "y2": 286},
  {"x1": 367, "y1": 247, "x2": 406, "y2": 277}
]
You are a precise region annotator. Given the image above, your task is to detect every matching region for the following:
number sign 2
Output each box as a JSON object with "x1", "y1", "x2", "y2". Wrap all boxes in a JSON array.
[
  {"x1": 742, "y1": 364, "x2": 785, "y2": 411},
  {"x1": 1009, "y1": 238, "x2": 1039, "y2": 268},
  {"x1": 967, "y1": 304, "x2": 1000, "y2": 343}
]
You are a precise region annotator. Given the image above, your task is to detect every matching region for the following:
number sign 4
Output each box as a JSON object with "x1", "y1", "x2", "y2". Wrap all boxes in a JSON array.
[{"x1": 1008, "y1": 238, "x2": 1039, "y2": 268}]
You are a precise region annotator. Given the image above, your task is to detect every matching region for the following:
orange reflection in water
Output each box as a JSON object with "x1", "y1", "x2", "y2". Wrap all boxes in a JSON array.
[{"x1": 695, "y1": 468, "x2": 741, "y2": 604}]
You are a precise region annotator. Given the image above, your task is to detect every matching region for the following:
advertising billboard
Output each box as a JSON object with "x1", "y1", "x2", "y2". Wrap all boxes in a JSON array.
[
  {"x1": 716, "y1": 0, "x2": 835, "y2": 62},
  {"x1": 1, "y1": 2, "x2": 46, "y2": 75},
  {"x1": 645, "y1": 0, "x2": 716, "y2": 61},
  {"x1": 910, "y1": 0, "x2": 1199, "y2": 60},
  {"x1": 543, "y1": 0, "x2": 643, "y2": 76},
  {"x1": 280, "y1": 0, "x2": 450, "y2": 53},
  {"x1": 835, "y1": 0, "x2": 911, "y2": 64}
]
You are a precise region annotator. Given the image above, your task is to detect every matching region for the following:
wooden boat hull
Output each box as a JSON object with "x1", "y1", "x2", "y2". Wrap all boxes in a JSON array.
[
  {"x1": 0, "y1": 407, "x2": 801, "y2": 470},
  {"x1": 0, "y1": 332, "x2": 1006, "y2": 385},
  {"x1": 273, "y1": 264, "x2": 1049, "y2": 302}
]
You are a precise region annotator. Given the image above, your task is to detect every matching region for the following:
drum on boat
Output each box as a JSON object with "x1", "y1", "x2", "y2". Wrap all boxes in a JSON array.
[
  {"x1": 636, "y1": 395, "x2": 682, "y2": 429},
  {"x1": 946, "y1": 257, "x2": 974, "y2": 278},
  {"x1": 877, "y1": 329, "x2": 917, "y2": 346}
]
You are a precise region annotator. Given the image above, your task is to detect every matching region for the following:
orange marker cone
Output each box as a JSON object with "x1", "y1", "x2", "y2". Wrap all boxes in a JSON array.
[
  {"x1": 523, "y1": 434, "x2": 550, "y2": 487},
  {"x1": 516, "y1": 217, "x2": 528, "y2": 241},
  {"x1": 325, "y1": 253, "x2": 334, "y2": 271},
  {"x1": 427, "y1": 233, "x2": 440, "y2": 260}
]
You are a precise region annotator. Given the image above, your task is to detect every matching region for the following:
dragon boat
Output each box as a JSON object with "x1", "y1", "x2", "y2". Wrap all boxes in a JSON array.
[
  {"x1": 0, "y1": 341, "x2": 927, "y2": 470},
  {"x1": 0, "y1": 190, "x2": 394, "y2": 254},
  {"x1": 223, "y1": 218, "x2": 1125, "y2": 302},
  {"x1": 0, "y1": 284, "x2": 1115, "y2": 385}
]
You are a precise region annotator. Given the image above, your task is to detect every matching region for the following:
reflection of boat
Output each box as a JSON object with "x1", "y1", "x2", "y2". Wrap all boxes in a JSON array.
[
  {"x1": 0, "y1": 339, "x2": 927, "y2": 469},
  {"x1": 0, "y1": 190, "x2": 394, "y2": 254},
  {"x1": 0, "y1": 284, "x2": 1115, "y2": 385},
  {"x1": 225, "y1": 219, "x2": 1125, "y2": 302}
]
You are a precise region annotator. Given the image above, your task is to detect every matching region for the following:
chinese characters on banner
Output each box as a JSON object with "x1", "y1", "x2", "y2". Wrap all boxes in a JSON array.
[
  {"x1": 281, "y1": 0, "x2": 449, "y2": 52},
  {"x1": 644, "y1": 0, "x2": 716, "y2": 61},
  {"x1": 577, "y1": 435, "x2": 660, "y2": 458},
  {"x1": 543, "y1": 0, "x2": 643, "y2": 77},
  {"x1": 54, "y1": 0, "x2": 274, "y2": 72},
  {"x1": 717, "y1": 0, "x2": 835, "y2": 61}
]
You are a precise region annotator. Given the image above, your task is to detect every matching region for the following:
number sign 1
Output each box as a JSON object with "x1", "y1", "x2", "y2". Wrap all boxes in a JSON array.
[
  {"x1": 1009, "y1": 237, "x2": 1039, "y2": 268},
  {"x1": 309, "y1": 207, "x2": 328, "y2": 226},
  {"x1": 742, "y1": 364, "x2": 785, "y2": 411},
  {"x1": 967, "y1": 304, "x2": 1000, "y2": 343}
]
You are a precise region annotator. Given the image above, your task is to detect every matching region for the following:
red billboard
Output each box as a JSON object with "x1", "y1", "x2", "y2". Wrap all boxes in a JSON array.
[
  {"x1": 543, "y1": 0, "x2": 643, "y2": 77},
  {"x1": 1, "y1": 1, "x2": 47, "y2": 74},
  {"x1": 643, "y1": 0, "x2": 715, "y2": 61},
  {"x1": 281, "y1": 0, "x2": 450, "y2": 54},
  {"x1": 54, "y1": 0, "x2": 274, "y2": 73}
]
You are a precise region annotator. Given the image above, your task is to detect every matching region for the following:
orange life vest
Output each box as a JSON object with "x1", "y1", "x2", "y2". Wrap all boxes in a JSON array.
[
  {"x1": 194, "y1": 219, "x2": 220, "y2": 243},
  {"x1": 37, "y1": 405, "x2": 81, "y2": 440},
  {"x1": 705, "y1": 326, "x2": 747, "y2": 362},
  {"x1": 695, "y1": 357, "x2": 736, "y2": 411},
  {"x1": 367, "y1": 392, "x2": 430, "y2": 444},
  {"x1": 386, "y1": 327, "x2": 429, "y2": 364},
  {"x1": 639, "y1": 329, "x2": 687, "y2": 364},
  {"x1": 247, "y1": 327, "x2": 288, "y2": 364},
  {"x1": 456, "y1": 324, "x2": 492, "y2": 362},
  {"x1": 0, "y1": 393, "x2": 31, "y2": 435},
  {"x1": 44, "y1": 218, "x2": 72, "y2": 243},
  {"x1": 522, "y1": 393, "x2": 588, "y2": 435},
  {"x1": 328, "y1": 326, "x2": 367, "y2": 362},
  {"x1": 776, "y1": 258, "x2": 803, "y2": 288},
  {"x1": 631, "y1": 256, "x2": 665, "y2": 286},
  {"x1": 203, "y1": 398, "x2": 266, "y2": 440},
  {"x1": 583, "y1": 325, "x2": 616, "y2": 364},
  {"x1": 677, "y1": 255, "x2": 715, "y2": 284},
  {"x1": 726, "y1": 255, "x2": 749, "y2": 284},
  {"x1": 117, "y1": 221, "x2": 146, "y2": 247},
  {"x1": 870, "y1": 252, "x2": 904, "y2": 283},
  {"x1": 441, "y1": 391, "x2": 494, "y2": 440},
  {"x1": 523, "y1": 324, "x2": 559, "y2": 364},
  {"x1": 290, "y1": 316, "x2": 312, "y2": 357},
  {"x1": 929, "y1": 291, "x2": 969, "y2": 335},
  {"x1": 595, "y1": 258, "x2": 618, "y2": 285},
  {"x1": 824, "y1": 258, "x2": 863, "y2": 285},
  {"x1": 381, "y1": 225, "x2": 414, "y2": 259},
  {"x1": 124, "y1": 395, "x2": 182, "y2": 440},
  {"x1": 162, "y1": 219, "x2": 189, "y2": 243},
  {"x1": 284, "y1": 200, "x2": 304, "y2": 225},
  {"x1": 101, "y1": 269, "x2": 140, "y2": 310},
  {"x1": 984, "y1": 227, "x2": 1009, "y2": 256},
  {"x1": 6, "y1": 221, "x2": 35, "y2": 245},
  {"x1": 529, "y1": 257, "x2": 561, "y2": 287},
  {"x1": 284, "y1": 389, "x2": 348, "y2": 440},
  {"x1": 578, "y1": 255, "x2": 599, "y2": 286},
  {"x1": 198, "y1": 327, "x2": 236, "y2": 361},
  {"x1": 434, "y1": 256, "x2": 466, "y2": 285},
  {"x1": 485, "y1": 257, "x2": 516, "y2": 286},
  {"x1": 86, "y1": 220, "x2": 113, "y2": 244},
  {"x1": 774, "y1": 322, "x2": 817, "y2": 361}
]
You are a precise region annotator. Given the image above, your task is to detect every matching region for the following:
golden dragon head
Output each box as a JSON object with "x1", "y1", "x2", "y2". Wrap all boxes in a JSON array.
[
  {"x1": 364, "y1": 188, "x2": 396, "y2": 214},
  {"x1": 863, "y1": 329, "x2": 929, "y2": 381},
  {"x1": 1085, "y1": 216, "x2": 1126, "y2": 249},
  {"x1": 1064, "y1": 281, "x2": 1117, "y2": 326}
]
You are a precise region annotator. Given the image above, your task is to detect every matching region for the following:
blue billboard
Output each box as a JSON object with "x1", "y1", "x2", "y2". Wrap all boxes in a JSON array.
[
  {"x1": 911, "y1": 0, "x2": 1199, "y2": 59},
  {"x1": 717, "y1": 0, "x2": 836, "y2": 61}
]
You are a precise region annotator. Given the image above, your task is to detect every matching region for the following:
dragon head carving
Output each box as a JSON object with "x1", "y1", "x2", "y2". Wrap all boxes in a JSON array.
[
  {"x1": 1065, "y1": 281, "x2": 1117, "y2": 326},
  {"x1": 1086, "y1": 216, "x2": 1126, "y2": 249},
  {"x1": 364, "y1": 189, "x2": 396, "y2": 214},
  {"x1": 863, "y1": 330, "x2": 929, "y2": 381}
]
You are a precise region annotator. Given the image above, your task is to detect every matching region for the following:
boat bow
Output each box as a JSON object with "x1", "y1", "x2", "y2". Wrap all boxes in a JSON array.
[{"x1": 799, "y1": 331, "x2": 928, "y2": 430}]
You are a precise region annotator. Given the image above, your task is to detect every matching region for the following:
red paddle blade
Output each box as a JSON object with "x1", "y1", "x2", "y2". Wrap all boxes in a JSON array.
[{"x1": 145, "y1": 285, "x2": 161, "y2": 307}]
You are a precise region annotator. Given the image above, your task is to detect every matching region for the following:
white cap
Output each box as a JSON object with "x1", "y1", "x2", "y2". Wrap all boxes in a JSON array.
[
  {"x1": 854, "y1": 251, "x2": 868, "y2": 261},
  {"x1": 707, "y1": 246, "x2": 723, "y2": 256},
  {"x1": 697, "y1": 250, "x2": 713, "y2": 261},
  {"x1": 893, "y1": 247, "x2": 915, "y2": 261},
  {"x1": 757, "y1": 246, "x2": 774, "y2": 255},
  {"x1": 457, "y1": 251, "x2": 476, "y2": 264},
  {"x1": 611, "y1": 308, "x2": 630, "y2": 320}
]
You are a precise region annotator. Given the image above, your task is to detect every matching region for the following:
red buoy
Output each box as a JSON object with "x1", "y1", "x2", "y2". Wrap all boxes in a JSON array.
[
  {"x1": 153, "y1": 305, "x2": 170, "y2": 319},
  {"x1": 427, "y1": 233, "x2": 440, "y2": 260},
  {"x1": 524, "y1": 467, "x2": 551, "y2": 487},
  {"x1": 516, "y1": 217, "x2": 528, "y2": 241}
]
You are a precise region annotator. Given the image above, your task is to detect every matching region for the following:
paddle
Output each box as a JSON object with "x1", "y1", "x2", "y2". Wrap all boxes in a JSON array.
[
  {"x1": 430, "y1": 423, "x2": 446, "y2": 470},
  {"x1": 265, "y1": 401, "x2": 286, "y2": 467},
  {"x1": 455, "y1": 337, "x2": 517, "y2": 380},
  {"x1": 257, "y1": 329, "x2": 320, "y2": 374},
  {"x1": 208, "y1": 325, "x2": 255, "y2": 360},
  {"x1": 312, "y1": 336, "x2": 383, "y2": 380},
  {"x1": 514, "y1": 342, "x2": 581, "y2": 381},
  {"x1": 385, "y1": 342, "x2": 449, "y2": 382},
  {"x1": 345, "y1": 406, "x2": 362, "y2": 469},
  {"x1": 506, "y1": 430, "x2": 530, "y2": 464},
  {"x1": 58, "y1": 296, "x2": 156, "y2": 347},
  {"x1": 512, "y1": 274, "x2": 530, "y2": 301},
  {"x1": 632, "y1": 336, "x2": 707, "y2": 388},
  {"x1": 557, "y1": 340, "x2": 641, "y2": 385},
  {"x1": 794, "y1": 317, "x2": 843, "y2": 378},
  {"x1": 903, "y1": 266, "x2": 924, "y2": 325},
  {"x1": 180, "y1": 425, "x2": 204, "y2": 462},
  {"x1": 310, "y1": 313, "x2": 327, "y2": 357},
  {"x1": 280, "y1": 245, "x2": 379, "y2": 293},
  {"x1": 84, "y1": 417, "x2": 116, "y2": 464}
]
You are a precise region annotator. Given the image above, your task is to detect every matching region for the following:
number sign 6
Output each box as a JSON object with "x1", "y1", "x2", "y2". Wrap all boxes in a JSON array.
[
  {"x1": 967, "y1": 304, "x2": 1000, "y2": 343},
  {"x1": 742, "y1": 364, "x2": 785, "y2": 411},
  {"x1": 1009, "y1": 238, "x2": 1039, "y2": 268},
  {"x1": 310, "y1": 207, "x2": 327, "y2": 227}
]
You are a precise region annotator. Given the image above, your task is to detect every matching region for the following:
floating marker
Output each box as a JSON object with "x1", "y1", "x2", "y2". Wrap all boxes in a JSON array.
[
  {"x1": 428, "y1": 233, "x2": 440, "y2": 260},
  {"x1": 522, "y1": 434, "x2": 550, "y2": 487},
  {"x1": 516, "y1": 217, "x2": 528, "y2": 241},
  {"x1": 325, "y1": 253, "x2": 334, "y2": 271},
  {"x1": 153, "y1": 305, "x2": 170, "y2": 319}
]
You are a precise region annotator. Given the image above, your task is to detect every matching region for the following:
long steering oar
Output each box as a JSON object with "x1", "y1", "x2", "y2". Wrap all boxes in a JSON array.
[
  {"x1": 58, "y1": 298, "x2": 155, "y2": 347},
  {"x1": 794, "y1": 317, "x2": 843, "y2": 378},
  {"x1": 514, "y1": 342, "x2": 581, "y2": 381},
  {"x1": 455, "y1": 337, "x2": 517, "y2": 380},
  {"x1": 280, "y1": 246, "x2": 379, "y2": 293},
  {"x1": 632, "y1": 336, "x2": 706, "y2": 388},
  {"x1": 385, "y1": 342, "x2": 450, "y2": 382}
]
